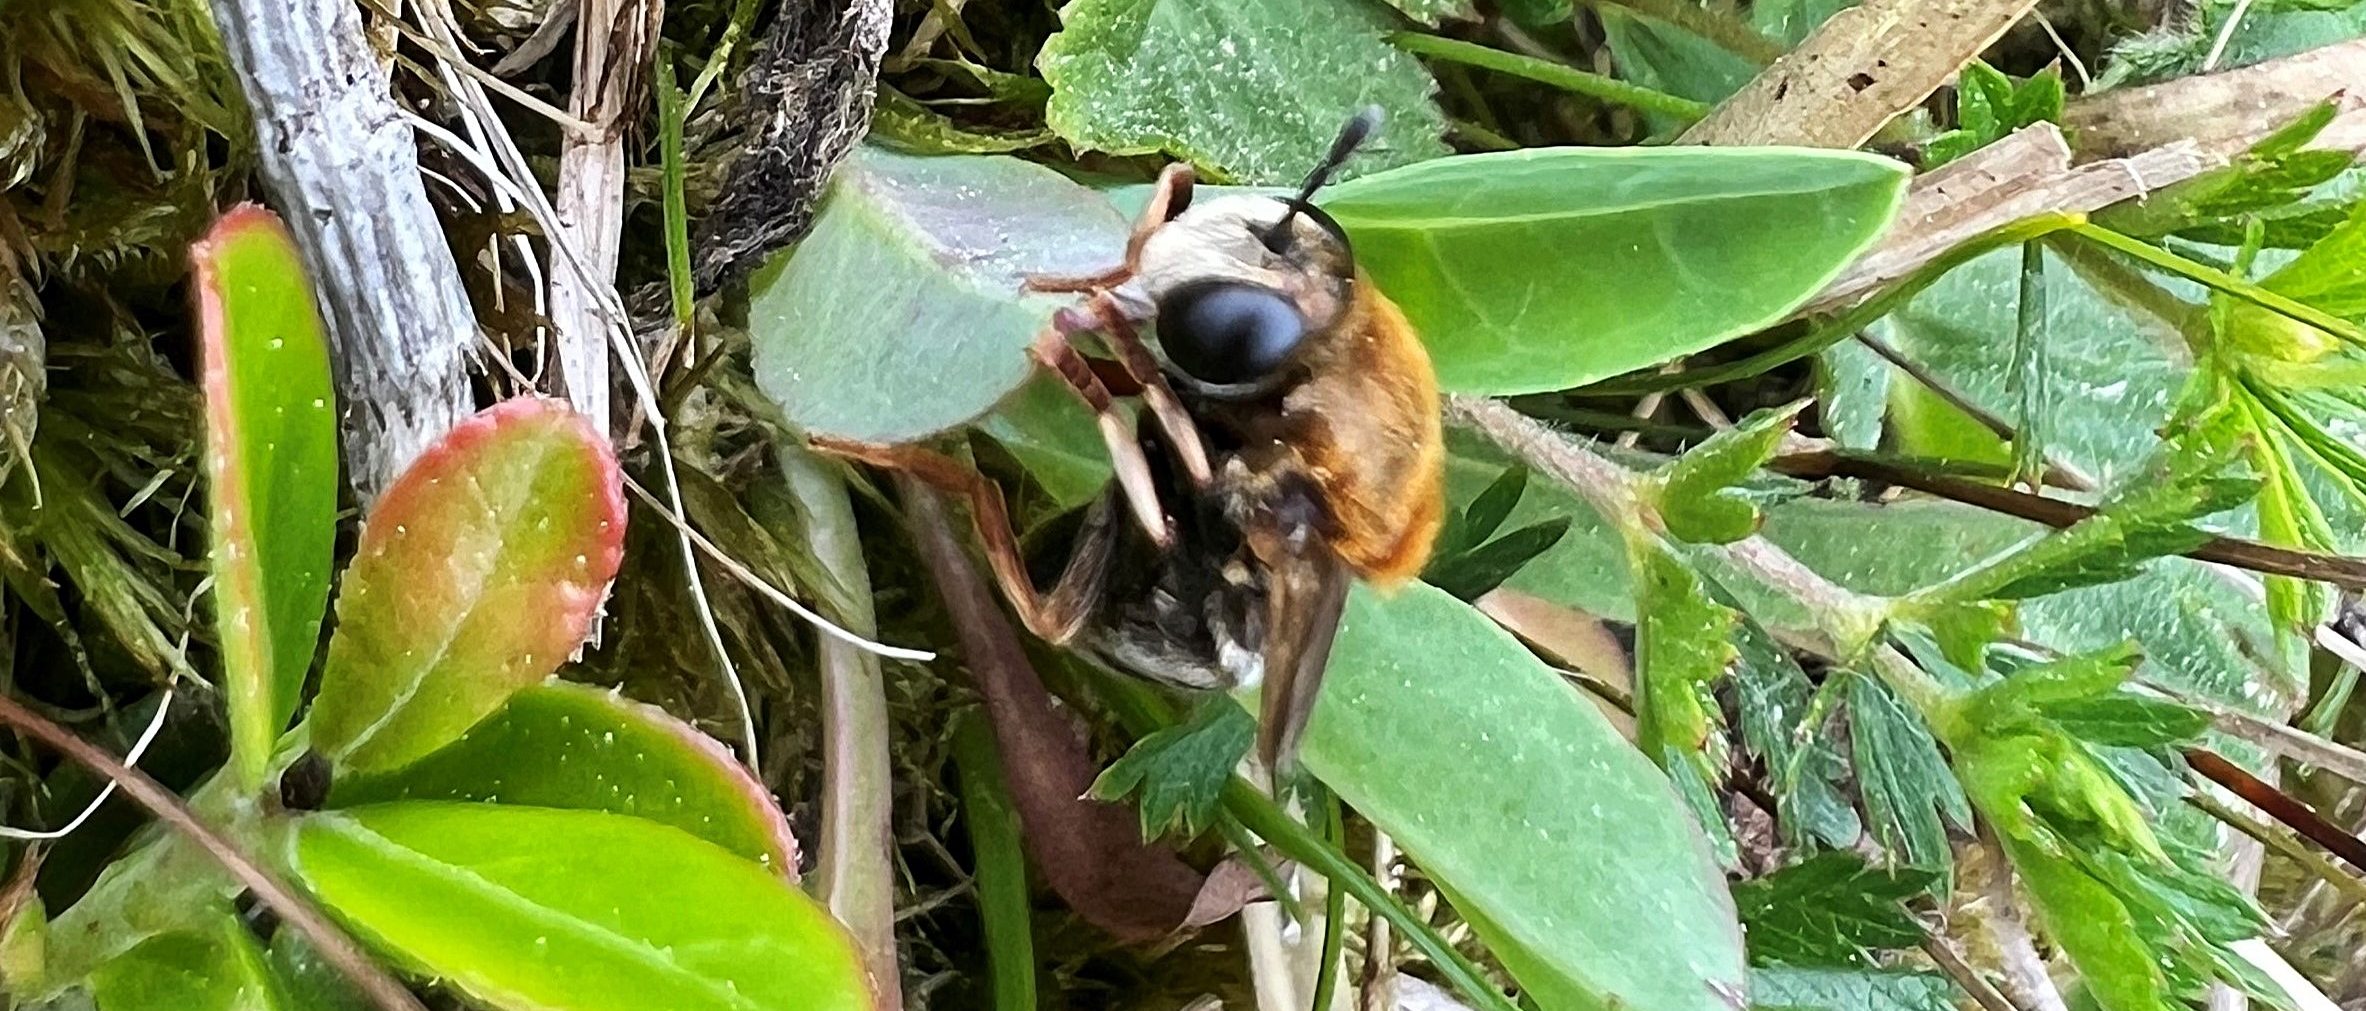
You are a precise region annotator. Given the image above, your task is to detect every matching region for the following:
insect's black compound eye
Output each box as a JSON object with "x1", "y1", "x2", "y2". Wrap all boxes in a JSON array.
[{"x1": 1155, "y1": 281, "x2": 1308, "y2": 387}]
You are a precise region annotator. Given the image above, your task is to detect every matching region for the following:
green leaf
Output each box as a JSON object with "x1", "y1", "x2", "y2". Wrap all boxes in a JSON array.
[
  {"x1": 870, "y1": 88, "x2": 1054, "y2": 155},
  {"x1": 1750, "y1": 966, "x2": 1959, "y2": 1011},
  {"x1": 1443, "y1": 439, "x2": 1634, "y2": 619},
  {"x1": 2256, "y1": 200, "x2": 2366, "y2": 321},
  {"x1": 1423, "y1": 519, "x2": 1571, "y2": 602},
  {"x1": 1925, "y1": 63, "x2": 2062, "y2": 167},
  {"x1": 1657, "y1": 402, "x2": 1806, "y2": 544},
  {"x1": 327, "y1": 682, "x2": 800, "y2": 872},
  {"x1": 1732, "y1": 852, "x2": 1934, "y2": 967},
  {"x1": 1991, "y1": 822, "x2": 2173, "y2": 1011},
  {"x1": 1924, "y1": 416, "x2": 2260, "y2": 604},
  {"x1": 266, "y1": 933, "x2": 371, "y2": 1011},
  {"x1": 291, "y1": 803, "x2": 872, "y2": 1011},
  {"x1": 1088, "y1": 699, "x2": 1254, "y2": 841},
  {"x1": 1732, "y1": 615, "x2": 1861, "y2": 849},
  {"x1": 976, "y1": 373, "x2": 1118, "y2": 509},
  {"x1": 1382, "y1": 0, "x2": 1477, "y2": 26},
  {"x1": 1037, "y1": 0, "x2": 1448, "y2": 185},
  {"x1": 1634, "y1": 542, "x2": 1740, "y2": 770},
  {"x1": 1445, "y1": 464, "x2": 1530, "y2": 555},
  {"x1": 1321, "y1": 147, "x2": 1908, "y2": 395},
  {"x1": 309, "y1": 398, "x2": 627, "y2": 775},
  {"x1": 90, "y1": 912, "x2": 286, "y2": 1011},
  {"x1": 1303, "y1": 583, "x2": 1746, "y2": 1011},
  {"x1": 748, "y1": 148, "x2": 1127, "y2": 445},
  {"x1": 2100, "y1": 101, "x2": 2358, "y2": 248},
  {"x1": 2037, "y1": 694, "x2": 2212, "y2": 748},
  {"x1": 190, "y1": 206, "x2": 339, "y2": 792},
  {"x1": 1873, "y1": 249, "x2": 2187, "y2": 479},
  {"x1": 1848, "y1": 675, "x2": 1971, "y2": 869}
]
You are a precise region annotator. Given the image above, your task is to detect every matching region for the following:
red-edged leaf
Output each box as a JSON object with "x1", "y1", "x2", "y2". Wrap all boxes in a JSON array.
[
  {"x1": 192, "y1": 205, "x2": 340, "y2": 792},
  {"x1": 328, "y1": 682, "x2": 799, "y2": 874},
  {"x1": 309, "y1": 397, "x2": 625, "y2": 774}
]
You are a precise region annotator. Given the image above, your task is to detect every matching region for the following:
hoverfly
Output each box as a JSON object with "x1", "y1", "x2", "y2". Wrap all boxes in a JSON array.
[{"x1": 817, "y1": 109, "x2": 1443, "y2": 778}]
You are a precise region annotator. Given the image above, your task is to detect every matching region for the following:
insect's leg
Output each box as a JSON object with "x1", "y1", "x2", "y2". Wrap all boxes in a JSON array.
[
  {"x1": 1029, "y1": 323, "x2": 1175, "y2": 549},
  {"x1": 808, "y1": 437, "x2": 1119, "y2": 644},
  {"x1": 1065, "y1": 297, "x2": 1212, "y2": 486},
  {"x1": 1023, "y1": 163, "x2": 1196, "y2": 294}
]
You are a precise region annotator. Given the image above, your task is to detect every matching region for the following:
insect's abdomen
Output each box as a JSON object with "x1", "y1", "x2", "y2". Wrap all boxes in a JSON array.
[{"x1": 1292, "y1": 283, "x2": 1443, "y2": 587}]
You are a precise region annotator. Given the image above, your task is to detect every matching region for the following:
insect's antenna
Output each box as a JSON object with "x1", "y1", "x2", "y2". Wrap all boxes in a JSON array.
[{"x1": 1262, "y1": 105, "x2": 1384, "y2": 254}]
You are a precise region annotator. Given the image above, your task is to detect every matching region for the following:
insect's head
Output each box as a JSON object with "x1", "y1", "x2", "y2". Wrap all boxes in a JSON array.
[{"x1": 1138, "y1": 108, "x2": 1383, "y2": 400}]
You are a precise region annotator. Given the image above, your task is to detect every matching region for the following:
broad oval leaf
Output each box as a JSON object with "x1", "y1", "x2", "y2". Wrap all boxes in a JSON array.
[
  {"x1": 1037, "y1": 0, "x2": 1448, "y2": 185},
  {"x1": 1303, "y1": 583, "x2": 1745, "y2": 1011},
  {"x1": 308, "y1": 398, "x2": 626, "y2": 774},
  {"x1": 291, "y1": 803, "x2": 871, "y2": 1011},
  {"x1": 90, "y1": 911, "x2": 287, "y2": 1011},
  {"x1": 192, "y1": 205, "x2": 340, "y2": 792},
  {"x1": 749, "y1": 147, "x2": 1127, "y2": 445},
  {"x1": 328, "y1": 682, "x2": 800, "y2": 873},
  {"x1": 1321, "y1": 146, "x2": 1910, "y2": 394}
]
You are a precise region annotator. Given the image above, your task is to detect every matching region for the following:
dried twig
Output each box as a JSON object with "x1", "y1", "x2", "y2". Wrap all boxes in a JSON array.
[
  {"x1": 0, "y1": 694, "x2": 426, "y2": 1011},
  {"x1": 2061, "y1": 40, "x2": 2366, "y2": 162},
  {"x1": 693, "y1": 0, "x2": 890, "y2": 292},
  {"x1": 210, "y1": 0, "x2": 473, "y2": 499},
  {"x1": 1806, "y1": 125, "x2": 2213, "y2": 315},
  {"x1": 1679, "y1": 0, "x2": 2040, "y2": 148},
  {"x1": 549, "y1": 0, "x2": 661, "y2": 434},
  {"x1": 2187, "y1": 748, "x2": 2366, "y2": 873}
]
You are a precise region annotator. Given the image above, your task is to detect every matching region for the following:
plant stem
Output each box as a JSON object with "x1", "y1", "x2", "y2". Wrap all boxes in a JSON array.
[
  {"x1": 2068, "y1": 223, "x2": 2366, "y2": 350},
  {"x1": 1309, "y1": 792, "x2": 1348, "y2": 1011},
  {"x1": 1587, "y1": 214, "x2": 2080, "y2": 397},
  {"x1": 2187, "y1": 748, "x2": 2366, "y2": 872},
  {"x1": 780, "y1": 445, "x2": 904, "y2": 1010},
  {"x1": 1577, "y1": 0, "x2": 1785, "y2": 64},
  {"x1": 2188, "y1": 790, "x2": 2366, "y2": 907},
  {"x1": 1767, "y1": 449, "x2": 2366, "y2": 589},
  {"x1": 0, "y1": 694, "x2": 425, "y2": 1011},
  {"x1": 1389, "y1": 33, "x2": 1711, "y2": 122},
  {"x1": 1222, "y1": 780, "x2": 1519, "y2": 1011},
  {"x1": 952, "y1": 712, "x2": 1037, "y2": 1011}
]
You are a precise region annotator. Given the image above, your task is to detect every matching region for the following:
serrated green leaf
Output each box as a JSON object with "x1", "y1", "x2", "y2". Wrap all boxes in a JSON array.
[
  {"x1": 1322, "y1": 147, "x2": 1908, "y2": 395},
  {"x1": 190, "y1": 206, "x2": 340, "y2": 792},
  {"x1": 1423, "y1": 518, "x2": 1571, "y2": 602},
  {"x1": 1848, "y1": 676, "x2": 1970, "y2": 869},
  {"x1": 1037, "y1": 0, "x2": 1449, "y2": 185},
  {"x1": 1658, "y1": 402, "x2": 1805, "y2": 545},
  {"x1": 1634, "y1": 542, "x2": 1740, "y2": 771},
  {"x1": 1733, "y1": 852, "x2": 1934, "y2": 967},
  {"x1": 2037, "y1": 693, "x2": 2212, "y2": 747},
  {"x1": 1750, "y1": 966, "x2": 1959, "y2": 1011},
  {"x1": 871, "y1": 88, "x2": 1053, "y2": 155},
  {"x1": 1382, "y1": 0, "x2": 1477, "y2": 25},
  {"x1": 1921, "y1": 416, "x2": 2259, "y2": 604},
  {"x1": 1994, "y1": 831, "x2": 2171, "y2": 1011},
  {"x1": 1925, "y1": 63, "x2": 2060, "y2": 167},
  {"x1": 1732, "y1": 616, "x2": 1861, "y2": 850},
  {"x1": 1088, "y1": 700, "x2": 1253, "y2": 841}
]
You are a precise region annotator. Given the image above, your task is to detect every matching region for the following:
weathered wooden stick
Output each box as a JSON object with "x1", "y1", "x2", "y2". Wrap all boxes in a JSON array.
[{"x1": 210, "y1": 0, "x2": 475, "y2": 500}]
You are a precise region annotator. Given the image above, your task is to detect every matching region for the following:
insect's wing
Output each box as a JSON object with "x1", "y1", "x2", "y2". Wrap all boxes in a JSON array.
[{"x1": 1252, "y1": 525, "x2": 1351, "y2": 783}]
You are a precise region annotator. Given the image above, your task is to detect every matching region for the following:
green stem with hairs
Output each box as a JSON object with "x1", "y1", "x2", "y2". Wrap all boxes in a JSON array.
[{"x1": 1390, "y1": 33, "x2": 1711, "y2": 122}]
